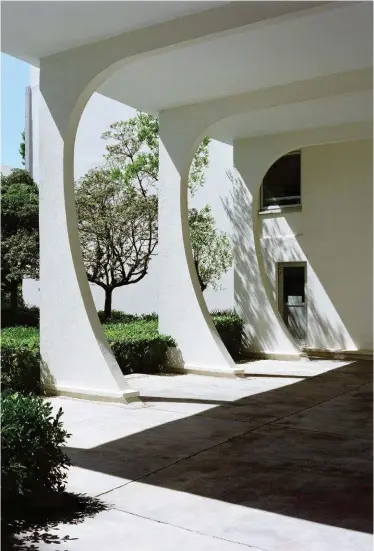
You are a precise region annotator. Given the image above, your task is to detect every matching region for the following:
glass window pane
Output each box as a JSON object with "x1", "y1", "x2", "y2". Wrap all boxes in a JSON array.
[{"x1": 262, "y1": 153, "x2": 301, "y2": 208}]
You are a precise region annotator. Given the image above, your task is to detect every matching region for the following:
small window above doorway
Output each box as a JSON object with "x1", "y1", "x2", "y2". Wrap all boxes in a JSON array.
[{"x1": 260, "y1": 151, "x2": 301, "y2": 211}]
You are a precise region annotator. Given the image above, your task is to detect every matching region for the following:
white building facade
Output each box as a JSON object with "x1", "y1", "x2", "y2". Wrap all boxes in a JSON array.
[{"x1": 2, "y1": 1, "x2": 372, "y2": 401}]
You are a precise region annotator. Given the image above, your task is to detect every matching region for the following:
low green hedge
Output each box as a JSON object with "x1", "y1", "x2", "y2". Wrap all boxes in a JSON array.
[
  {"x1": 100, "y1": 310, "x2": 244, "y2": 358},
  {"x1": 210, "y1": 310, "x2": 244, "y2": 360},
  {"x1": 104, "y1": 320, "x2": 175, "y2": 375},
  {"x1": 1, "y1": 305, "x2": 39, "y2": 328},
  {"x1": 98, "y1": 310, "x2": 157, "y2": 324},
  {"x1": 1, "y1": 392, "x2": 70, "y2": 503},
  {"x1": 1, "y1": 327, "x2": 41, "y2": 394},
  {"x1": 1, "y1": 311, "x2": 244, "y2": 392}
]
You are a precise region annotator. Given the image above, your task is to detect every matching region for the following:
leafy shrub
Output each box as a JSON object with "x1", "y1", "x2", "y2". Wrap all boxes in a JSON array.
[
  {"x1": 1, "y1": 305, "x2": 39, "y2": 328},
  {"x1": 98, "y1": 310, "x2": 158, "y2": 324},
  {"x1": 1, "y1": 392, "x2": 70, "y2": 503},
  {"x1": 105, "y1": 320, "x2": 175, "y2": 375},
  {"x1": 1, "y1": 326, "x2": 40, "y2": 394},
  {"x1": 212, "y1": 311, "x2": 244, "y2": 359},
  {"x1": 1, "y1": 322, "x2": 176, "y2": 380},
  {"x1": 0, "y1": 310, "x2": 243, "y2": 387},
  {"x1": 97, "y1": 310, "x2": 137, "y2": 324}
]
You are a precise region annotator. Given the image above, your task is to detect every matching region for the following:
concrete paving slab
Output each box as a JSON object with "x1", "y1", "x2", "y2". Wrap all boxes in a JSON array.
[
  {"x1": 105, "y1": 425, "x2": 372, "y2": 550},
  {"x1": 131, "y1": 375, "x2": 302, "y2": 416},
  {"x1": 275, "y1": 382, "x2": 373, "y2": 439},
  {"x1": 63, "y1": 410, "x2": 252, "y2": 496},
  {"x1": 242, "y1": 359, "x2": 373, "y2": 379},
  {"x1": 13, "y1": 507, "x2": 258, "y2": 551},
  {"x1": 50, "y1": 397, "x2": 191, "y2": 449},
  {"x1": 33, "y1": 361, "x2": 372, "y2": 551}
]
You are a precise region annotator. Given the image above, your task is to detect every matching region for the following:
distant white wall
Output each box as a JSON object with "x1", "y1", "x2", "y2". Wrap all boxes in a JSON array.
[
  {"x1": 259, "y1": 139, "x2": 373, "y2": 351},
  {"x1": 1, "y1": 164, "x2": 13, "y2": 176},
  {"x1": 24, "y1": 75, "x2": 235, "y2": 314}
]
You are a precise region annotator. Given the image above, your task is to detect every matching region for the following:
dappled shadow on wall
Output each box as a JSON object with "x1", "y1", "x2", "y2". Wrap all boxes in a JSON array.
[
  {"x1": 222, "y1": 170, "x2": 288, "y2": 353},
  {"x1": 222, "y1": 169, "x2": 360, "y2": 353},
  {"x1": 260, "y1": 213, "x2": 359, "y2": 351}
]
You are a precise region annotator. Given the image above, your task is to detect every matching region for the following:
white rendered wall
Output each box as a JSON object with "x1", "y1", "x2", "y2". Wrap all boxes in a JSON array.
[
  {"x1": 1, "y1": 164, "x2": 13, "y2": 176},
  {"x1": 24, "y1": 76, "x2": 234, "y2": 314},
  {"x1": 255, "y1": 140, "x2": 373, "y2": 352}
]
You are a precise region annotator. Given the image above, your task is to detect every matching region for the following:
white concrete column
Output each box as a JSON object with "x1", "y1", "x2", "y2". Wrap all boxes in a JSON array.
[
  {"x1": 158, "y1": 114, "x2": 243, "y2": 376},
  {"x1": 39, "y1": 70, "x2": 139, "y2": 402}
]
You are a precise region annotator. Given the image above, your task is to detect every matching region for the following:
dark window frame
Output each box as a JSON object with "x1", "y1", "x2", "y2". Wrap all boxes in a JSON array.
[{"x1": 260, "y1": 151, "x2": 301, "y2": 211}]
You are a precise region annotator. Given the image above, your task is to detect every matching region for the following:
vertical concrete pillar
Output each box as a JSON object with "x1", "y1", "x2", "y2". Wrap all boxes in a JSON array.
[
  {"x1": 38, "y1": 68, "x2": 139, "y2": 402},
  {"x1": 158, "y1": 114, "x2": 243, "y2": 376}
]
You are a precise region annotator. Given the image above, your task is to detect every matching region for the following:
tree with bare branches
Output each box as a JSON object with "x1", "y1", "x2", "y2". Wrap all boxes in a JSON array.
[{"x1": 76, "y1": 167, "x2": 157, "y2": 318}]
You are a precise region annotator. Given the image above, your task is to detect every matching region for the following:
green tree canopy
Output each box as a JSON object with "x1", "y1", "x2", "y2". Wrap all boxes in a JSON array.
[
  {"x1": 76, "y1": 167, "x2": 157, "y2": 318},
  {"x1": 101, "y1": 113, "x2": 232, "y2": 293},
  {"x1": 189, "y1": 206, "x2": 233, "y2": 292},
  {"x1": 1, "y1": 169, "x2": 39, "y2": 308},
  {"x1": 19, "y1": 131, "x2": 25, "y2": 166}
]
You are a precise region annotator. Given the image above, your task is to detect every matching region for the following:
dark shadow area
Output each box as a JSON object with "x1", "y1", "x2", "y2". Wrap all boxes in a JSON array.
[
  {"x1": 65, "y1": 361, "x2": 373, "y2": 534},
  {"x1": 1, "y1": 492, "x2": 108, "y2": 551}
]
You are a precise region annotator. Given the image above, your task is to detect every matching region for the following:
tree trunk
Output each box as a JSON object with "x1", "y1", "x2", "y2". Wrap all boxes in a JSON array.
[
  {"x1": 10, "y1": 280, "x2": 19, "y2": 309},
  {"x1": 104, "y1": 288, "x2": 113, "y2": 320},
  {"x1": 194, "y1": 260, "x2": 207, "y2": 293}
]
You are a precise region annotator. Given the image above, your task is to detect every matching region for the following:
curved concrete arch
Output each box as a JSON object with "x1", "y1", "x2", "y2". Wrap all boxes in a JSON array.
[
  {"x1": 39, "y1": 64, "x2": 143, "y2": 401},
  {"x1": 39, "y1": 12, "x2": 371, "y2": 388},
  {"x1": 40, "y1": 45, "x2": 246, "y2": 387},
  {"x1": 234, "y1": 145, "x2": 302, "y2": 356},
  {"x1": 233, "y1": 122, "x2": 369, "y2": 355},
  {"x1": 158, "y1": 117, "x2": 240, "y2": 375}
]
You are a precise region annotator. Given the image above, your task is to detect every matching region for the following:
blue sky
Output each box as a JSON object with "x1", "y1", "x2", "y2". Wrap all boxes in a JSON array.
[{"x1": 1, "y1": 53, "x2": 30, "y2": 168}]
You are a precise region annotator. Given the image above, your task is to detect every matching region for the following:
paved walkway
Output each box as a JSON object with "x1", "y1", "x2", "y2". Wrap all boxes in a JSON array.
[{"x1": 16, "y1": 360, "x2": 374, "y2": 550}]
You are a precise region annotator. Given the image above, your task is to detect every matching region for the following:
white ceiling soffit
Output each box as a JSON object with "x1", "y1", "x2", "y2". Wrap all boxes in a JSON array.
[
  {"x1": 208, "y1": 90, "x2": 373, "y2": 144},
  {"x1": 97, "y1": 2, "x2": 373, "y2": 113},
  {"x1": 1, "y1": 1, "x2": 227, "y2": 63}
]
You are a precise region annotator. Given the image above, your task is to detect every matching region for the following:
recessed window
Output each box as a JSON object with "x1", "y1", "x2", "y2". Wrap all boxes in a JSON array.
[
  {"x1": 261, "y1": 151, "x2": 301, "y2": 210},
  {"x1": 278, "y1": 262, "x2": 307, "y2": 344}
]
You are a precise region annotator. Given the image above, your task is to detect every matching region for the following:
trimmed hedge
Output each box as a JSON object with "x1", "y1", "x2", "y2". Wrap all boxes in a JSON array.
[
  {"x1": 1, "y1": 305, "x2": 39, "y2": 328},
  {"x1": 1, "y1": 392, "x2": 70, "y2": 503},
  {"x1": 1, "y1": 311, "x2": 244, "y2": 391},
  {"x1": 104, "y1": 320, "x2": 175, "y2": 374},
  {"x1": 1, "y1": 326, "x2": 41, "y2": 394},
  {"x1": 1, "y1": 322, "x2": 176, "y2": 387},
  {"x1": 210, "y1": 310, "x2": 244, "y2": 360},
  {"x1": 98, "y1": 310, "x2": 157, "y2": 324}
]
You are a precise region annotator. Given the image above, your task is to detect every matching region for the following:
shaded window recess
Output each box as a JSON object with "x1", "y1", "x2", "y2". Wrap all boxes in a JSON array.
[
  {"x1": 278, "y1": 262, "x2": 307, "y2": 345},
  {"x1": 261, "y1": 151, "x2": 301, "y2": 210}
]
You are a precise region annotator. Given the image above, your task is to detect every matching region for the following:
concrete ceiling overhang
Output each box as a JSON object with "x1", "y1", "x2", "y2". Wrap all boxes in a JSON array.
[
  {"x1": 2, "y1": 1, "x2": 372, "y2": 144},
  {"x1": 1, "y1": 1, "x2": 228, "y2": 64},
  {"x1": 1, "y1": 0, "x2": 327, "y2": 65},
  {"x1": 95, "y1": 1, "x2": 372, "y2": 114}
]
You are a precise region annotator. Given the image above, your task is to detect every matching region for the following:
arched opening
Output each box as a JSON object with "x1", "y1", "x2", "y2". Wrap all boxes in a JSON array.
[{"x1": 186, "y1": 137, "x2": 242, "y2": 360}]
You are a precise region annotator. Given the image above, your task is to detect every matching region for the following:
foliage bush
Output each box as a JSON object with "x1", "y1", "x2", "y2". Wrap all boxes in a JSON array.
[
  {"x1": 1, "y1": 304, "x2": 39, "y2": 328},
  {"x1": 1, "y1": 326, "x2": 40, "y2": 394},
  {"x1": 97, "y1": 310, "x2": 157, "y2": 324},
  {"x1": 105, "y1": 320, "x2": 175, "y2": 374},
  {"x1": 1, "y1": 392, "x2": 70, "y2": 503},
  {"x1": 1, "y1": 310, "x2": 243, "y2": 386},
  {"x1": 210, "y1": 310, "x2": 244, "y2": 359}
]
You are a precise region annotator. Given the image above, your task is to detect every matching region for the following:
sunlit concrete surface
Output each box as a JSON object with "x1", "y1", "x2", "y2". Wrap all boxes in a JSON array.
[{"x1": 15, "y1": 360, "x2": 373, "y2": 550}]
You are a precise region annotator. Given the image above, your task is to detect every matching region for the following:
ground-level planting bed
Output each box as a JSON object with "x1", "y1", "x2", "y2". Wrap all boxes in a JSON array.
[{"x1": 1, "y1": 312, "x2": 243, "y2": 393}]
